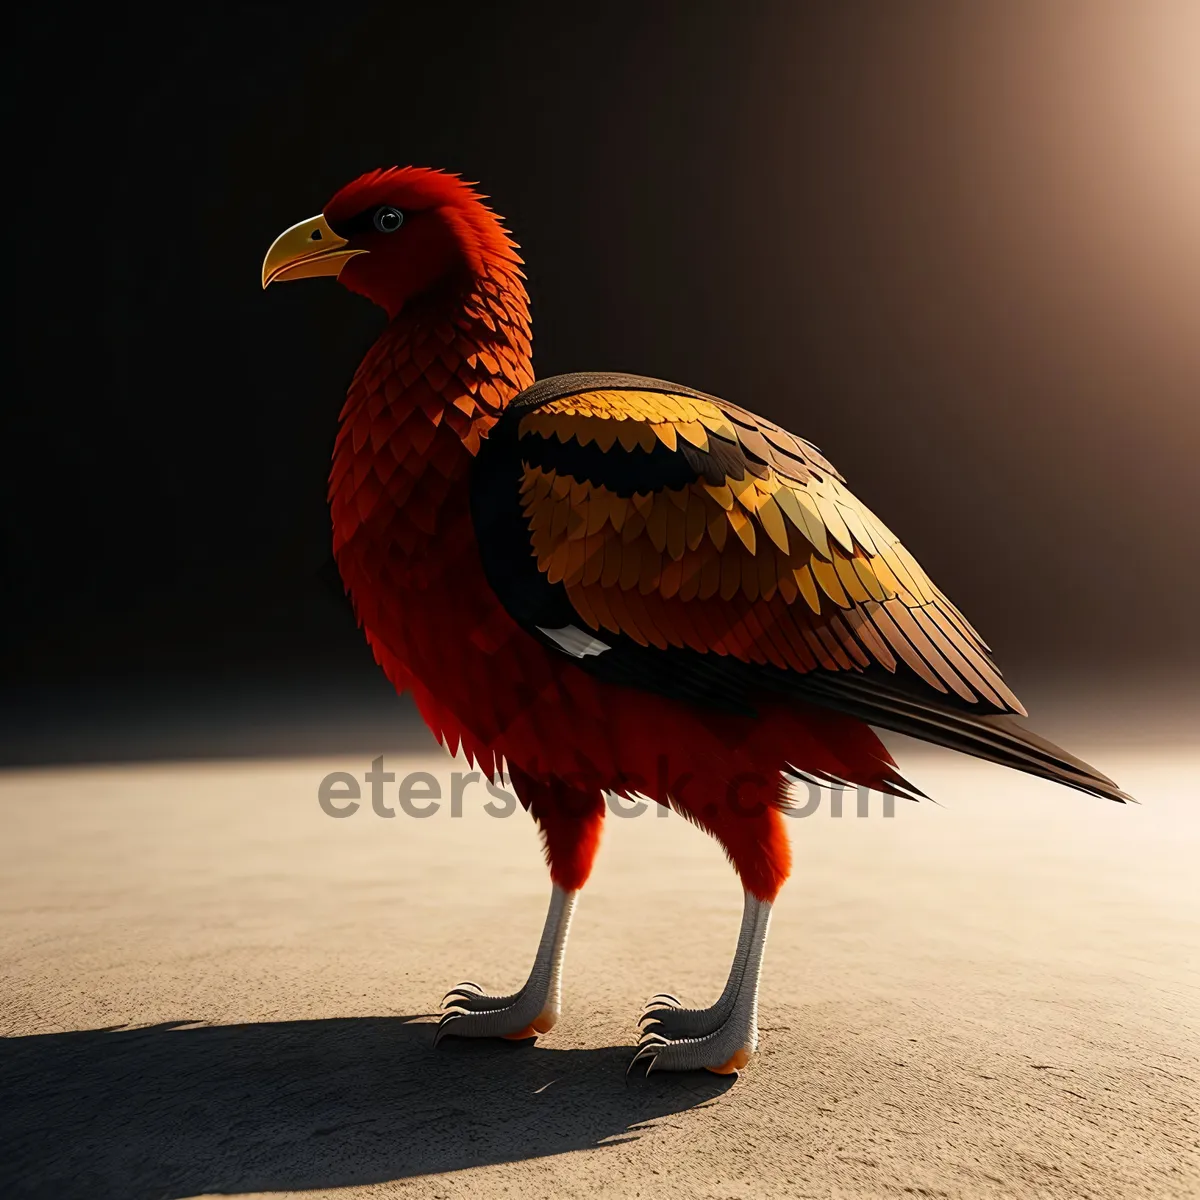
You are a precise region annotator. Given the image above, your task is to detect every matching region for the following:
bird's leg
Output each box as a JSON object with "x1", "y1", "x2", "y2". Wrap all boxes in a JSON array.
[
  {"x1": 631, "y1": 893, "x2": 772, "y2": 1075},
  {"x1": 437, "y1": 883, "x2": 577, "y2": 1043},
  {"x1": 435, "y1": 768, "x2": 603, "y2": 1046},
  {"x1": 630, "y1": 773, "x2": 788, "y2": 1073},
  {"x1": 639, "y1": 888, "x2": 758, "y2": 1040}
]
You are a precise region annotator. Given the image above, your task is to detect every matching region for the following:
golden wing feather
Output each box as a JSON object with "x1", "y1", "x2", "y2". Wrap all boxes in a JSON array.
[{"x1": 516, "y1": 389, "x2": 1025, "y2": 713}]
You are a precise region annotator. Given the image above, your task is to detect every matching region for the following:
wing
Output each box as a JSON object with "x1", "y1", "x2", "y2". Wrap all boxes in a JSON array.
[
  {"x1": 472, "y1": 374, "x2": 1131, "y2": 804},
  {"x1": 475, "y1": 371, "x2": 1022, "y2": 709}
]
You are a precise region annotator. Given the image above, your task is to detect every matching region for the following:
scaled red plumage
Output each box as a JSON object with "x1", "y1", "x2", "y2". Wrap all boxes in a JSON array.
[
  {"x1": 264, "y1": 165, "x2": 1128, "y2": 1073},
  {"x1": 323, "y1": 170, "x2": 911, "y2": 902}
]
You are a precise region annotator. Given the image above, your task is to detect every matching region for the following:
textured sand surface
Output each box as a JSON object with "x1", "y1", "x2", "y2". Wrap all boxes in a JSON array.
[{"x1": 1, "y1": 744, "x2": 1197, "y2": 1198}]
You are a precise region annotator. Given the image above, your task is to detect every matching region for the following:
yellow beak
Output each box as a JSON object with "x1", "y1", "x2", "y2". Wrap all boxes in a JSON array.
[{"x1": 261, "y1": 213, "x2": 366, "y2": 288}]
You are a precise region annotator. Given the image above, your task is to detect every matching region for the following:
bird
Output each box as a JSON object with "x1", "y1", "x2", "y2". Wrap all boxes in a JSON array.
[{"x1": 262, "y1": 166, "x2": 1130, "y2": 1076}]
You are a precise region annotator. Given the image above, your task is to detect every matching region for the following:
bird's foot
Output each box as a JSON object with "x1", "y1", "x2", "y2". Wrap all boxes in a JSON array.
[
  {"x1": 436, "y1": 979, "x2": 557, "y2": 1045},
  {"x1": 437, "y1": 885, "x2": 577, "y2": 1047},
  {"x1": 629, "y1": 1002, "x2": 757, "y2": 1076},
  {"x1": 638, "y1": 991, "x2": 735, "y2": 1041},
  {"x1": 631, "y1": 892, "x2": 771, "y2": 1077}
]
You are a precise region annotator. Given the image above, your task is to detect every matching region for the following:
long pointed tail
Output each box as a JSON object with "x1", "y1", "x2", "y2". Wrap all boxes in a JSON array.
[{"x1": 790, "y1": 672, "x2": 1134, "y2": 804}]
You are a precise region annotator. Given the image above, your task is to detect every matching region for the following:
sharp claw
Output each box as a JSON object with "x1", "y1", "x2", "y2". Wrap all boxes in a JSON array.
[
  {"x1": 433, "y1": 1013, "x2": 461, "y2": 1047},
  {"x1": 626, "y1": 1043, "x2": 659, "y2": 1076},
  {"x1": 638, "y1": 1030, "x2": 668, "y2": 1046},
  {"x1": 441, "y1": 982, "x2": 481, "y2": 1003},
  {"x1": 649, "y1": 993, "x2": 681, "y2": 1006},
  {"x1": 638, "y1": 1008, "x2": 675, "y2": 1026},
  {"x1": 442, "y1": 988, "x2": 482, "y2": 1006}
]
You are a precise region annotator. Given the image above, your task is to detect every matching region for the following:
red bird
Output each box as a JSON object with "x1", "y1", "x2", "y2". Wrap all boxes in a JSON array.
[{"x1": 263, "y1": 167, "x2": 1129, "y2": 1075}]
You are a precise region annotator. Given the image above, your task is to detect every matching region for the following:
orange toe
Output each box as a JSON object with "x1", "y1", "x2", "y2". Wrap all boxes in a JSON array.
[
  {"x1": 502, "y1": 1012, "x2": 556, "y2": 1041},
  {"x1": 502, "y1": 1024, "x2": 540, "y2": 1041},
  {"x1": 706, "y1": 1046, "x2": 751, "y2": 1075}
]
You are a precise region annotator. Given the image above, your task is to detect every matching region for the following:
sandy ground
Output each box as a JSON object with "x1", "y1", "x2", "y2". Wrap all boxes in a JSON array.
[{"x1": 1, "y1": 740, "x2": 1197, "y2": 1199}]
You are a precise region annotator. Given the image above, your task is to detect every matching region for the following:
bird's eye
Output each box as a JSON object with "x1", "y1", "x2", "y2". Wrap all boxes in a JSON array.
[{"x1": 373, "y1": 206, "x2": 405, "y2": 233}]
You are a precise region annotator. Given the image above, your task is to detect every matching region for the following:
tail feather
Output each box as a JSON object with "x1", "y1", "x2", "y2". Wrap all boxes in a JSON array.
[{"x1": 789, "y1": 673, "x2": 1134, "y2": 805}]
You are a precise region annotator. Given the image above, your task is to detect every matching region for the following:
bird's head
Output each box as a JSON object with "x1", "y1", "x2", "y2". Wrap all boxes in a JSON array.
[{"x1": 262, "y1": 166, "x2": 520, "y2": 318}]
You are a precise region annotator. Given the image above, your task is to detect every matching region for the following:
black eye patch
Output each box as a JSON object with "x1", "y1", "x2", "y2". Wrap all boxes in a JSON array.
[
  {"x1": 373, "y1": 206, "x2": 404, "y2": 233},
  {"x1": 327, "y1": 205, "x2": 408, "y2": 240}
]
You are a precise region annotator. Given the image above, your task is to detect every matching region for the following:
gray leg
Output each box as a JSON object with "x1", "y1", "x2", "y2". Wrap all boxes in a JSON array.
[
  {"x1": 631, "y1": 893, "x2": 772, "y2": 1075},
  {"x1": 639, "y1": 889, "x2": 758, "y2": 1040},
  {"x1": 436, "y1": 884, "x2": 577, "y2": 1043}
]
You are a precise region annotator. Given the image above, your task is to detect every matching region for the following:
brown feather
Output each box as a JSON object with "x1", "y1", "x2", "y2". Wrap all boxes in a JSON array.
[
  {"x1": 720, "y1": 551, "x2": 741, "y2": 602},
  {"x1": 867, "y1": 602, "x2": 947, "y2": 693},
  {"x1": 618, "y1": 538, "x2": 641, "y2": 591}
]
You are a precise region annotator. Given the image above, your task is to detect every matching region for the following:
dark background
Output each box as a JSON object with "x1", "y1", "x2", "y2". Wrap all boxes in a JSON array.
[{"x1": 3, "y1": 1, "x2": 1198, "y2": 760}]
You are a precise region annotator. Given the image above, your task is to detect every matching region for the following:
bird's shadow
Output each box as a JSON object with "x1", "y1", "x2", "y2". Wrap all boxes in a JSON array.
[{"x1": 0, "y1": 1015, "x2": 734, "y2": 1199}]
